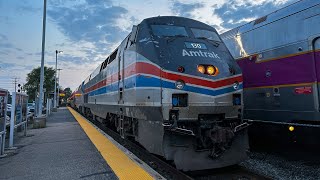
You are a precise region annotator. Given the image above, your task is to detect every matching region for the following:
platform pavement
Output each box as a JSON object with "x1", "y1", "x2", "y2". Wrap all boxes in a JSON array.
[{"x1": 0, "y1": 107, "x2": 118, "y2": 180}]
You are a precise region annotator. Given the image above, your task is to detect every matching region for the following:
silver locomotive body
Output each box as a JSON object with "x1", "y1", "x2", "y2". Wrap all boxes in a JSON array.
[{"x1": 76, "y1": 16, "x2": 248, "y2": 171}]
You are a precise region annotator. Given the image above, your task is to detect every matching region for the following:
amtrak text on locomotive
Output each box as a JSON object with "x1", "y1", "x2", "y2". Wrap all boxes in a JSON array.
[{"x1": 182, "y1": 49, "x2": 220, "y2": 59}]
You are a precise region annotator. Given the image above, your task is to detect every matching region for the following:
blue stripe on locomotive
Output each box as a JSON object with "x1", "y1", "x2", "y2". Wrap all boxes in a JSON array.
[{"x1": 87, "y1": 75, "x2": 242, "y2": 97}]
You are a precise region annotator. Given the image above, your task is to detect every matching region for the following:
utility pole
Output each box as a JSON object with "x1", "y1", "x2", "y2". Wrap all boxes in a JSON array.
[{"x1": 12, "y1": 77, "x2": 19, "y2": 92}]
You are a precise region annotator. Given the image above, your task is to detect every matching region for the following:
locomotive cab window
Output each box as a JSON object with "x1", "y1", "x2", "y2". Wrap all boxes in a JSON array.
[
  {"x1": 151, "y1": 25, "x2": 188, "y2": 37},
  {"x1": 128, "y1": 25, "x2": 138, "y2": 47},
  {"x1": 108, "y1": 49, "x2": 118, "y2": 64},
  {"x1": 191, "y1": 28, "x2": 221, "y2": 42}
]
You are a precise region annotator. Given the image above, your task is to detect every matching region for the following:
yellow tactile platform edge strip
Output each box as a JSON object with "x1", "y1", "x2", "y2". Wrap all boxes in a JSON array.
[{"x1": 68, "y1": 107, "x2": 154, "y2": 180}]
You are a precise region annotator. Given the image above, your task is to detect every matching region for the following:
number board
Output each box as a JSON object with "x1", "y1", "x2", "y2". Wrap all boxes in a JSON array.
[{"x1": 184, "y1": 42, "x2": 207, "y2": 49}]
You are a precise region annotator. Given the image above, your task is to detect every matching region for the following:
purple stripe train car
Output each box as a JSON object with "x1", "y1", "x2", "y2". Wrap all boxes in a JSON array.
[{"x1": 221, "y1": 0, "x2": 320, "y2": 146}]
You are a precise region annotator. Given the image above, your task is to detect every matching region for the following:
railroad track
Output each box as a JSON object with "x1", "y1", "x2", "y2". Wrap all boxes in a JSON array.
[
  {"x1": 189, "y1": 165, "x2": 270, "y2": 180},
  {"x1": 80, "y1": 111, "x2": 270, "y2": 180}
]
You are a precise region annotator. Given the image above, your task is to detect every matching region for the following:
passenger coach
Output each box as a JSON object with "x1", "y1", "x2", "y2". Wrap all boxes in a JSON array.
[{"x1": 221, "y1": 0, "x2": 320, "y2": 144}]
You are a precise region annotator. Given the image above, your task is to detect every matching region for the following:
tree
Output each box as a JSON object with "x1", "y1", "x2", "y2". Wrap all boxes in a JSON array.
[
  {"x1": 24, "y1": 66, "x2": 56, "y2": 101},
  {"x1": 60, "y1": 87, "x2": 72, "y2": 104},
  {"x1": 63, "y1": 87, "x2": 72, "y2": 99}
]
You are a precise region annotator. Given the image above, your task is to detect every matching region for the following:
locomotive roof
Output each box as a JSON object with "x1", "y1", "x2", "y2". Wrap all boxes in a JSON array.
[
  {"x1": 222, "y1": 0, "x2": 319, "y2": 36},
  {"x1": 142, "y1": 16, "x2": 216, "y2": 31}
]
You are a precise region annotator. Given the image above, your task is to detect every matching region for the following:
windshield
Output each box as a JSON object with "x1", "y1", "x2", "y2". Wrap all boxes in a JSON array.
[
  {"x1": 151, "y1": 25, "x2": 188, "y2": 37},
  {"x1": 191, "y1": 28, "x2": 221, "y2": 42}
]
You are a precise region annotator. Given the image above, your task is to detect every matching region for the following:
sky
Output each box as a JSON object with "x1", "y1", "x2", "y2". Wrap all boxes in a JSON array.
[{"x1": 0, "y1": 0, "x2": 297, "y2": 93}]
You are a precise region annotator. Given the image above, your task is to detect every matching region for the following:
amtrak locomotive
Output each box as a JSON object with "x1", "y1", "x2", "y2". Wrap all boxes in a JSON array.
[
  {"x1": 71, "y1": 16, "x2": 248, "y2": 171},
  {"x1": 221, "y1": 0, "x2": 320, "y2": 145}
]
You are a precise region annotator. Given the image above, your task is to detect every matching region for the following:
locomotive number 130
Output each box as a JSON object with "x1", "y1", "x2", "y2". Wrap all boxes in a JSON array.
[
  {"x1": 190, "y1": 43, "x2": 202, "y2": 48},
  {"x1": 185, "y1": 42, "x2": 207, "y2": 49}
]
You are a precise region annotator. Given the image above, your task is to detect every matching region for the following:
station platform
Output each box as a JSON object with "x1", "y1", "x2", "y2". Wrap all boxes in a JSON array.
[{"x1": 0, "y1": 107, "x2": 161, "y2": 180}]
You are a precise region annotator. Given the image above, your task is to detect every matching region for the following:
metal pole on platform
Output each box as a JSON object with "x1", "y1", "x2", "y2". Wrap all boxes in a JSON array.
[
  {"x1": 54, "y1": 52, "x2": 62, "y2": 110},
  {"x1": 53, "y1": 51, "x2": 57, "y2": 109},
  {"x1": 57, "y1": 68, "x2": 62, "y2": 107},
  {"x1": 0, "y1": 91, "x2": 8, "y2": 156},
  {"x1": 0, "y1": 135, "x2": 4, "y2": 156},
  {"x1": 38, "y1": 0, "x2": 47, "y2": 117},
  {"x1": 24, "y1": 120, "x2": 27, "y2": 137},
  {"x1": 46, "y1": 99, "x2": 49, "y2": 116},
  {"x1": 9, "y1": 92, "x2": 16, "y2": 148}
]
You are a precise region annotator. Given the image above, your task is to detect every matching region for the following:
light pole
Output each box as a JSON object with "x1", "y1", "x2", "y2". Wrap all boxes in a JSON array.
[
  {"x1": 57, "y1": 68, "x2": 62, "y2": 107},
  {"x1": 38, "y1": 0, "x2": 47, "y2": 117},
  {"x1": 53, "y1": 50, "x2": 62, "y2": 112}
]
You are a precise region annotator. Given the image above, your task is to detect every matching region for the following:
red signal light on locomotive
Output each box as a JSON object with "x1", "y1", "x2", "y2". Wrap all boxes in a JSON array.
[{"x1": 177, "y1": 66, "x2": 185, "y2": 73}]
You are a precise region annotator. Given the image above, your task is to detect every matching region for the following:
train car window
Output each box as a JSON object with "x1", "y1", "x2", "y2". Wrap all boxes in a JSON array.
[
  {"x1": 91, "y1": 65, "x2": 100, "y2": 79},
  {"x1": 191, "y1": 28, "x2": 221, "y2": 42},
  {"x1": 151, "y1": 25, "x2": 188, "y2": 37},
  {"x1": 108, "y1": 49, "x2": 118, "y2": 64},
  {"x1": 84, "y1": 75, "x2": 91, "y2": 84},
  {"x1": 123, "y1": 34, "x2": 131, "y2": 49}
]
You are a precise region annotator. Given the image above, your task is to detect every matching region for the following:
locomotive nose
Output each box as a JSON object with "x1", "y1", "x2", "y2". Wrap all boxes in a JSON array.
[{"x1": 161, "y1": 38, "x2": 239, "y2": 79}]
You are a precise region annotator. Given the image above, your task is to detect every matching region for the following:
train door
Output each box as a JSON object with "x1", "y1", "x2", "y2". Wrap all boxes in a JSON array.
[
  {"x1": 117, "y1": 38, "x2": 128, "y2": 138},
  {"x1": 118, "y1": 44, "x2": 125, "y2": 105},
  {"x1": 117, "y1": 32, "x2": 135, "y2": 105},
  {"x1": 313, "y1": 37, "x2": 320, "y2": 110}
]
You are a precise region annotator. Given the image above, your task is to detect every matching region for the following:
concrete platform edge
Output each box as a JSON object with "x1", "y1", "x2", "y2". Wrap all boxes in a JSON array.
[{"x1": 68, "y1": 107, "x2": 165, "y2": 180}]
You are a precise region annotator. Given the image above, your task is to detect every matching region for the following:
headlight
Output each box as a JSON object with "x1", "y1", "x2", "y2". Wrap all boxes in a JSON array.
[
  {"x1": 175, "y1": 80, "x2": 185, "y2": 89},
  {"x1": 197, "y1": 65, "x2": 205, "y2": 74},
  {"x1": 289, "y1": 126, "x2": 294, "y2": 132},
  {"x1": 233, "y1": 81, "x2": 239, "y2": 90},
  {"x1": 206, "y1": 66, "x2": 215, "y2": 75},
  {"x1": 198, "y1": 65, "x2": 219, "y2": 76}
]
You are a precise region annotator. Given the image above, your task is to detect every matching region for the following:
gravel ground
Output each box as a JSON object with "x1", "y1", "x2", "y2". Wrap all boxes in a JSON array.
[{"x1": 240, "y1": 150, "x2": 320, "y2": 180}]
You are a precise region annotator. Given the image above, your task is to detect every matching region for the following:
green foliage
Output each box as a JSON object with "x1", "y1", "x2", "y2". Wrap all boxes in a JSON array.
[
  {"x1": 63, "y1": 87, "x2": 72, "y2": 100},
  {"x1": 24, "y1": 66, "x2": 56, "y2": 101}
]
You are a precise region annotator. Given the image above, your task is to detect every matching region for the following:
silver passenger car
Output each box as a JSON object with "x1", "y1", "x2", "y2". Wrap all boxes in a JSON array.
[{"x1": 221, "y1": 0, "x2": 320, "y2": 144}]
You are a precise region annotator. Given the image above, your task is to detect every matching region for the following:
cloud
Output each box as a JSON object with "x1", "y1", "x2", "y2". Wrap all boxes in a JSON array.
[
  {"x1": 0, "y1": 62, "x2": 15, "y2": 69},
  {"x1": 86, "y1": 0, "x2": 112, "y2": 6},
  {"x1": 0, "y1": 34, "x2": 24, "y2": 54},
  {"x1": 0, "y1": 42, "x2": 14, "y2": 49},
  {"x1": 171, "y1": 1, "x2": 204, "y2": 17},
  {"x1": 48, "y1": 1, "x2": 129, "y2": 47},
  {"x1": 17, "y1": 4, "x2": 41, "y2": 13},
  {"x1": 170, "y1": 0, "x2": 295, "y2": 32},
  {"x1": 0, "y1": 16, "x2": 10, "y2": 25},
  {"x1": 0, "y1": 34, "x2": 13, "y2": 49},
  {"x1": 58, "y1": 54, "x2": 86, "y2": 65},
  {"x1": 214, "y1": 0, "x2": 295, "y2": 29},
  {"x1": 46, "y1": 0, "x2": 136, "y2": 90},
  {"x1": 0, "y1": 34, "x2": 7, "y2": 41},
  {"x1": 0, "y1": 51, "x2": 9, "y2": 55},
  {"x1": 170, "y1": 1, "x2": 224, "y2": 32},
  {"x1": 15, "y1": 48, "x2": 23, "y2": 52}
]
